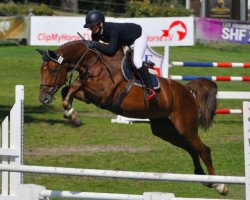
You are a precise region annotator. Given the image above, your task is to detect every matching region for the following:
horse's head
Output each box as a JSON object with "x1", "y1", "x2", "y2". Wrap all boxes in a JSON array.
[{"x1": 36, "y1": 49, "x2": 68, "y2": 105}]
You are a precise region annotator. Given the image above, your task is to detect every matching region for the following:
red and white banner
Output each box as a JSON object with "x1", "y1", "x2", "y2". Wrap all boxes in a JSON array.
[
  {"x1": 114, "y1": 17, "x2": 194, "y2": 46},
  {"x1": 30, "y1": 16, "x2": 97, "y2": 46},
  {"x1": 30, "y1": 16, "x2": 194, "y2": 46}
]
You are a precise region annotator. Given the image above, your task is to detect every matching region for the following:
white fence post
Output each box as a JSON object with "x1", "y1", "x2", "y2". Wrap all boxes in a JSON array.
[
  {"x1": 17, "y1": 184, "x2": 48, "y2": 200},
  {"x1": 161, "y1": 44, "x2": 169, "y2": 78},
  {"x1": 1, "y1": 85, "x2": 24, "y2": 198},
  {"x1": 1, "y1": 116, "x2": 9, "y2": 196},
  {"x1": 243, "y1": 102, "x2": 250, "y2": 200},
  {"x1": 9, "y1": 85, "x2": 24, "y2": 195}
]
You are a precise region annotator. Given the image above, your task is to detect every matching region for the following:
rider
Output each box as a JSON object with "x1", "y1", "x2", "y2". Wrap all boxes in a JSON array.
[{"x1": 83, "y1": 10, "x2": 156, "y2": 102}]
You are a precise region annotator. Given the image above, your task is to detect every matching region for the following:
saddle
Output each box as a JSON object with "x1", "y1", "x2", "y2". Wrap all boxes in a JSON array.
[
  {"x1": 121, "y1": 50, "x2": 160, "y2": 90},
  {"x1": 111, "y1": 50, "x2": 160, "y2": 112}
]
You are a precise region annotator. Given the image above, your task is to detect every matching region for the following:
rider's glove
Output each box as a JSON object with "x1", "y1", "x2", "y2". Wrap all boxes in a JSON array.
[{"x1": 85, "y1": 40, "x2": 96, "y2": 49}]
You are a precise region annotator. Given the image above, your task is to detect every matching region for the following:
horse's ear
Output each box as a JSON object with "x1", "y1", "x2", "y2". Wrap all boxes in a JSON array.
[
  {"x1": 48, "y1": 50, "x2": 58, "y2": 59},
  {"x1": 46, "y1": 50, "x2": 64, "y2": 64},
  {"x1": 36, "y1": 49, "x2": 45, "y2": 56}
]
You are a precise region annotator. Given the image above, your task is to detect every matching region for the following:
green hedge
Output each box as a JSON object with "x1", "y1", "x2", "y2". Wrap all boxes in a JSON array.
[
  {"x1": 0, "y1": 1, "x2": 188, "y2": 17},
  {"x1": 126, "y1": 0, "x2": 190, "y2": 17},
  {"x1": 0, "y1": 2, "x2": 53, "y2": 16}
]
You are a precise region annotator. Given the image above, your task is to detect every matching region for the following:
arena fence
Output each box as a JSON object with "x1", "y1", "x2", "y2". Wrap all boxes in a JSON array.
[
  {"x1": 0, "y1": 86, "x2": 249, "y2": 200},
  {"x1": 170, "y1": 61, "x2": 250, "y2": 82},
  {"x1": 171, "y1": 62, "x2": 250, "y2": 68}
]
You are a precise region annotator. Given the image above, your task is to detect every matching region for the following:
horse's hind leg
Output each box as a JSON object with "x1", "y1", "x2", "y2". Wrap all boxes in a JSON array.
[
  {"x1": 187, "y1": 133, "x2": 228, "y2": 195},
  {"x1": 150, "y1": 118, "x2": 205, "y2": 175},
  {"x1": 150, "y1": 117, "x2": 228, "y2": 196}
]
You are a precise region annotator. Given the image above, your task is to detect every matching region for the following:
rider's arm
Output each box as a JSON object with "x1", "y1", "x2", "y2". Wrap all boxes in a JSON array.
[
  {"x1": 93, "y1": 28, "x2": 119, "y2": 57},
  {"x1": 92, "y1": 33, "x2": 101, "y2": 41}
]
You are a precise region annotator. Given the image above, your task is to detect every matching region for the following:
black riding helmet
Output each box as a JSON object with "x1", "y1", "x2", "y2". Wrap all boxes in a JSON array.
[{"x1": 84, "y1": 10, "x2": 105, "y2": 28}]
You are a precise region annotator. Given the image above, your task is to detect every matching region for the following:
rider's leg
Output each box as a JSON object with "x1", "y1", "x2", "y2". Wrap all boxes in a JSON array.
[
  {"x1": 133, "y1": 29, "x2": 156, "y2": 102},
  {"x1": 137, "y1": 63, "x2": 156, "y2": 101}
]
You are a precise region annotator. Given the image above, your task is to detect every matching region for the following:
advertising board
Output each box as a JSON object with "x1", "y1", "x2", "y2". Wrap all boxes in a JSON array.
[{"x1": 30, "y1": 16, "x2": 194, "y2": 46}]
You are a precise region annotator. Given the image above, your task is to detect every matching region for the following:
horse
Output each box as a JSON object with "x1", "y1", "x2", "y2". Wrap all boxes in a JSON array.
[{"x1": 37, "y1": 40, "x2": 228, "y2": 195}]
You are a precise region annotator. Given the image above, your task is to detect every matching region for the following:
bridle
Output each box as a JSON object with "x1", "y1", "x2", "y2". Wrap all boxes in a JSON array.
[
  {"x1": 40, "y1": 63, "x2": 64, "y2": 98},
  {"x1": 40, "y1": 46, "x2": 108, "y2": 100}
]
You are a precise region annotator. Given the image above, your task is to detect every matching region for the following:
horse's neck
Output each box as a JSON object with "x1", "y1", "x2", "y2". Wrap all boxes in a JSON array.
[
  {"x1": 102, "y1": 49, "x2": 125, "y2": 80},
  {"x1": 60, "y1": 43, "x2": 125, "y2": 81},
  {"x1": 80, "y1": 48, "x2": 125, "y2": 99},
  {"x1": 89, "y1": 48, "x2": 124, "y2": 73},
  {"x1": 58, "y1": 41, "x2": 86, "y2": 65},
  {"x1": 100, "y1": 48, "x2": 124, "y2": 62}
]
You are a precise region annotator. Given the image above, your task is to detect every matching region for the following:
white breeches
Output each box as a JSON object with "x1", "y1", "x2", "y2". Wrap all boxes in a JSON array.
[{"x1": 133, "y1": 29, "x2": 148, "y2": 69}]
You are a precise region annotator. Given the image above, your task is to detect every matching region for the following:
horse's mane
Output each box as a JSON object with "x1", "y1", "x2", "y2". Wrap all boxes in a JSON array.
[
  {"x1": 58, "y1": 39, "x2": 124, "y2": 59},
  {"x1": 58, "y1": 40, "x2": 83, "y2": 50}
]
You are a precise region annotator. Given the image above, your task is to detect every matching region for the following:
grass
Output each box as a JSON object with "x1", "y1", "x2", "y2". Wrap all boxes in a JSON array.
[{"x1": 0, "y1": 43, "x2": 248, "y2": 199}]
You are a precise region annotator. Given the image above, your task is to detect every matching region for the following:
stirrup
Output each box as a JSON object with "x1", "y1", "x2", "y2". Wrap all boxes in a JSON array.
[{"x1": 145, "y1": 88, "x2": 156, "y2": 102}]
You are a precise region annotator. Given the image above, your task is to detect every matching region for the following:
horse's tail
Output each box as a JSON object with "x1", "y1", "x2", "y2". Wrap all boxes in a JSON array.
[{"x1": 186, "y1": 78, "x2": 218, "y2": 131}]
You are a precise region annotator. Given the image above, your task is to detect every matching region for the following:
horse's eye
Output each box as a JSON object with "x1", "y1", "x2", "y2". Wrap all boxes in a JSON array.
[{"x1": 50, "y1": 69, "x2": 58, "y2": 75}]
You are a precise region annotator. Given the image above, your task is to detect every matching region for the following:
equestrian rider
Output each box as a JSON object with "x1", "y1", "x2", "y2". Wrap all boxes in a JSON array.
[{"x1": 83, "y1": 10, "x2": 156, "y2": 102}]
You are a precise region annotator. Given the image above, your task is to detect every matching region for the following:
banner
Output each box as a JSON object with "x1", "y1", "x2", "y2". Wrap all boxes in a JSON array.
[
  {"x1": 113, "y1": 17, "x2": 194, "y2": 46},
  {"x1": 30, "y1": 16, "x2": 194, "y2": 46},
  {"x1": 0, "y1": 17, "x2": 28, "y2": 40},
  {"x1": 30, "y1": 16, "x2": 95, "y2": 46},
  {"x1": 196, "y1": 17, "x2": 250, "y2": 44}
]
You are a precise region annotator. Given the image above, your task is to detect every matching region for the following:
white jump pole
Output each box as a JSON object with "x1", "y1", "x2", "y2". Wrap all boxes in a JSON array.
[
  {"x1": 39, "y1": 190, "x2": 144, "y2": 200},
  {"x1": 0, "y1": 164, "x2": 245, "y2": 184},
  {"x1": 243, "y1": 102, "x2": 250, "y2": 199}
]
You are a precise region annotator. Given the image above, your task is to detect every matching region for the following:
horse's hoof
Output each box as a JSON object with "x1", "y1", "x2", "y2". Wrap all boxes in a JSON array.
[
  {"x1": 66, "y1": 116, "x2": 83, "y2": 127},
  {"x1": 212, "y1": 184, "x2": 229, "y2": 196},
  {"x1": 63, "y1": 109, "x2": 83, "y2": 127},
  {"x1": 70, "y1": 116, "x2": 83, "y2": 127},
  {"x1": 69, "y1": 111, "x2": 83, "y2": 127}
]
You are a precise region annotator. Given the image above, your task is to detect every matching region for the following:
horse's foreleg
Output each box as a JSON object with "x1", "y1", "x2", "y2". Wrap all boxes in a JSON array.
[{"x1": 61, "y1": 81, "x2": 84, "y2": 127}]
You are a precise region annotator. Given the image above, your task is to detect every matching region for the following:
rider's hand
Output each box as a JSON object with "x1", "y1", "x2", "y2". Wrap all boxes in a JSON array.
[{"x1": 85, "y1": 40, "x2": 96, "y2": 49}]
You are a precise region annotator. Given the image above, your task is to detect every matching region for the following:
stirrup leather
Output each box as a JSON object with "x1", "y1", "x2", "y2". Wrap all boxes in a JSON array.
[{"x1": 145, "y1": 88, "x2": 156, "y2": 102}]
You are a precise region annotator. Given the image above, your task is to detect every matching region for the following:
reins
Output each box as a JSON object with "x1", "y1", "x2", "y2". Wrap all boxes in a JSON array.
[
  {"x1": 76, "y1": 32, "x2": 115, "y2": 83},
  {"x1": 66, "y1": 50, "x2": 87, "y2": 85},
  {"x1": 69, "y1": 46, "x2": 115, "y2": 84}
]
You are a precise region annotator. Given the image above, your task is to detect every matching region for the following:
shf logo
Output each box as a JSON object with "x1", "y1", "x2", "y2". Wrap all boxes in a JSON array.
[{"x1": 162, "y1": 20, "x2": 187, "y2": 41}]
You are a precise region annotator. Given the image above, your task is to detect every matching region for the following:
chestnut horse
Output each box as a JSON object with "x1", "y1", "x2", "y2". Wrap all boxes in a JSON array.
[{"x1": 37, "y1": 40, "x2": 228, "y2": 195}]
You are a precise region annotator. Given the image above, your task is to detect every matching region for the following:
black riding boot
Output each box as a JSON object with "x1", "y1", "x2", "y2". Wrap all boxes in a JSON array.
[{"x1": 137, "y1": 64, "x2": 156, "y2": 102}]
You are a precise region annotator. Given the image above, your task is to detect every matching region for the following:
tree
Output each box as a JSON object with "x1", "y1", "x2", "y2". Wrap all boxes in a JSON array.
[{"x1": 61, "y1": 0, "x2": 78, "y2": 13}]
